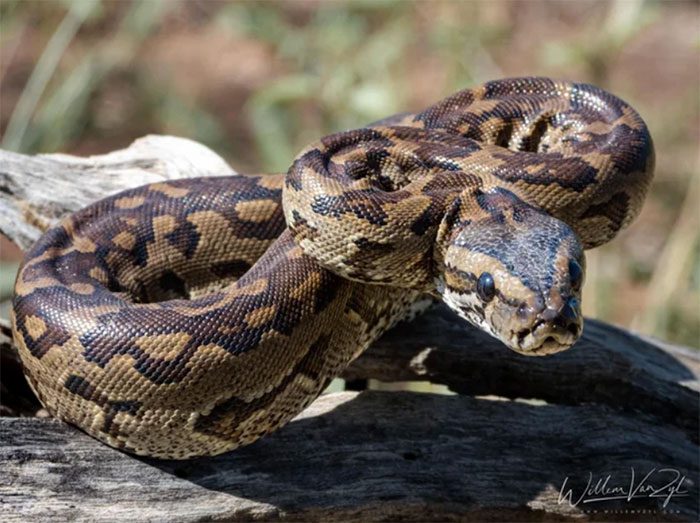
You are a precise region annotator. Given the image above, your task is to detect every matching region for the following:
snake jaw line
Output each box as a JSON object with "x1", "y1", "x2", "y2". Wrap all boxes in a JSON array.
[{"x1": 513, "y1": 317, "x2": 580, "y2": 355}]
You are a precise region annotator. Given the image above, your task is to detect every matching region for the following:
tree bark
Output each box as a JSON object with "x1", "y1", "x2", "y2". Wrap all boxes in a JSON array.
[{"x1": 1, "y1": 139, "x2": 697, "y2": 522}]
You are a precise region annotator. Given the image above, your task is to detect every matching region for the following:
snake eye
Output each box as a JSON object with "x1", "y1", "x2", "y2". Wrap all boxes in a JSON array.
[
  {"x1": 476, "y1": 272, "x2": 496, "y2": 302},
  {"x1": 569, "y1": 259, "x2": 583, "y2": 291}
]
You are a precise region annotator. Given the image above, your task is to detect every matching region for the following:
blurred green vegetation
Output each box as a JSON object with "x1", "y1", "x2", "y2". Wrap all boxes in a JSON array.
[{"x1": 1, "y1": 0, "x2": 698, "y2": 347}]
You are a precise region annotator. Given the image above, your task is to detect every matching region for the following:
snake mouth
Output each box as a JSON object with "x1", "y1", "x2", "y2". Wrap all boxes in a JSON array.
[{"x1": 514, "y1": 319, "x2": 580, "y2": 356}]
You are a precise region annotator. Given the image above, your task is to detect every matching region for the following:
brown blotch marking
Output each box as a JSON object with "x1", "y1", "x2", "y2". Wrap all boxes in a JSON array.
[
  {"x1": 255, "y1": 173, "x2": 286, "y2": 190},
  {"x1": 115, "y1": 196, "x2": 146, "y2": 209},
  {"x1": 151, "y1": 214, "x2": 178, "y2": 236},
  {"x1": 62, "y1": 218, "x2": 79, "y2": 237},
  {"x1": 89, "y1": 267, "x2": 109, "y2": 282},
  {"x1": 14, "y1": 275, "x2": 61, "y2": 297},
  {"x1": 470, "y1": 99, "x2": 501, "y2": 117},
  {"x1": 185, "y1": 210, "x2": 232, "y2": 241},
  {"x1": 217, "y1": 324, "x2": 243, "y2": 336},
  {"x1": 524, "y1": 163, "x2": 548, "y2": 175},
  {"x1": 245, "y1": 305, "x2": 277, "y2": 329},
  {"x1": 135, "y1": 332, "x2": 191, "y2": 360},
  {"x1": 288, "y1": 271, "x2": 322, "y2": 302},
  {"x1": 235, "y1": 199, "x2": 279, "y2": 223},
  {"x1": 285, "y1": 246, "x2": 307, "y2": 261},
  {"x1": 64, "y1": 375, "x2": 101, "y2": 403},
  {"x1": 112, "y1": 231, "x2": 136, "y2": 250},
  {"x1": 581, "y1": 151, "x2": 614, "y2": 170},
  {"x1": 70, "y1": 283, "x2": 95, "y2": 295},
  {"x1": 288, "y1": 210, "x2": 321, "y2": 242},
  {"x1": 150, "y1": 183, "x2": 190, "y2": 198},
  {"x1": 585, "y1": 121, "x2": 615, "y2": 135},
  {"x1": 82, "y1": 304, "x2": 123, "y2": 317},
  {"x1": 24, "y1": 315, "x2": 47, "y2": 340},
  {"x1": 73, "y1": 235, "x2": 97, "y2": 253},
  {"x1": 619, "y1": 105, "x2": 645, "y2": 131},
  {"x1": 238, "y1": 277, "x2": 269, "y2": 296}
]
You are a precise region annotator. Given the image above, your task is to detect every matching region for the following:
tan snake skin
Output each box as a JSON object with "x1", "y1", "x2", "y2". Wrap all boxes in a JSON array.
[{"x1": 12, "y1": 78, "x2": 654, "y2": 458}]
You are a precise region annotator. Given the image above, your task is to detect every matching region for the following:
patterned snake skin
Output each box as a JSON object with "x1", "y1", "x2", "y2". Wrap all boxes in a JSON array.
[{"x1": 12, "y1": 78, "x2": 654, "y2": 458}]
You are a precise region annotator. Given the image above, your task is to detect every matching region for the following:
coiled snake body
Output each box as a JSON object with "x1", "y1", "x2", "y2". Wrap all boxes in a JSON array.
[{"x1": 12, "y1": 78, "x2": 654, "y2": 458}]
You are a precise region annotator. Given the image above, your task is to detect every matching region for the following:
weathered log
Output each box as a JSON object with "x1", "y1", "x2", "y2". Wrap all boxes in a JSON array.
[
  {"x1": 2, "y1": 391, "x2": 698, "y2": 522},
  {"x1": 0, "y1": 135, "x2": 236, "y2": 250},
  {"x1": 344, "y1": 305, "x2": 700, "y2": 443},
  {"x1": 1, "y1": 139, "x2": 698, "y2": 522}
]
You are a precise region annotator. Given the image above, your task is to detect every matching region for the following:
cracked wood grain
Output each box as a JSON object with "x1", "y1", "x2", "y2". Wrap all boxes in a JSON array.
[{"x1": 2, "y1": 392, "x2": 698, "y2": 522}]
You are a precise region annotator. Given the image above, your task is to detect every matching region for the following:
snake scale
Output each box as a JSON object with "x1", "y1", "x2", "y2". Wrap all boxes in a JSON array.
[{"x1": 12, "y1": 78, "x2": 654, "y2": 458}]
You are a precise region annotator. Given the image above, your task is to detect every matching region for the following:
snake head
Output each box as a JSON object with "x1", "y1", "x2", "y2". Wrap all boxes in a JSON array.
[{"x1": 435, "y1": 187, "x2": 585, "y2": 355}]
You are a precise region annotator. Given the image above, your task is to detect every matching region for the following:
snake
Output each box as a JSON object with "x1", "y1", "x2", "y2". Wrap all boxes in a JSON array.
[{"x1": 12, "y1": 77, "x2": 654, "y2": 459}]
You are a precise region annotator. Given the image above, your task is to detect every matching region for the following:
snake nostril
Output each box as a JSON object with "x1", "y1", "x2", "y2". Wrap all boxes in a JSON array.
[
  {"x1": 561, "y1": 297, "x2": 579, "y2": 322},
  {"x1": 539, "y1": 297, "x2": 579, "y2": 328}
]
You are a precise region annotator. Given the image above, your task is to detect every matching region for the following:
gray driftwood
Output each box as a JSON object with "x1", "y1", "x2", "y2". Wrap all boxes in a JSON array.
[
  {"x1": 0, "y1": 139, "x2": 698, "y2": 522},
  {"x1": 0, "y1": 135, "x2": 236, "y2": 250}
]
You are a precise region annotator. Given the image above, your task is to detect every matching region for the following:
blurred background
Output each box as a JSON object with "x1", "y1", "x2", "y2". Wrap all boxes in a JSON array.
[{"x1": 1, "y1": 0, "x2": 698, "y2": 348}]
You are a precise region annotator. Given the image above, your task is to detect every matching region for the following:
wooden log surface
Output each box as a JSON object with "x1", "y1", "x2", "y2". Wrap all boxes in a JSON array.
[
  {"x1": 0, "y1": 139, "x2": 698, "y2": 522},
  {"x1": 0, "y1": 135, "x2": 236, "y2": 250},
  {"x1": 2, "y1": 390, "x2": 698, "y2": 522},
  {"x1": 344, "y1": 305, "x2": 700, "y2": 443}
]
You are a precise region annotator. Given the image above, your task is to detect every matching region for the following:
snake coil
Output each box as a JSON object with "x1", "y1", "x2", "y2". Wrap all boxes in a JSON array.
[{"x1": 12, "y1": 78, "x2": 653, "y2": 458}]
